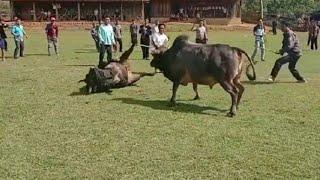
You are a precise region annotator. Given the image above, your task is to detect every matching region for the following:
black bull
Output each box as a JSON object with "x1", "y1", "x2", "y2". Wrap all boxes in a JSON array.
[{"x1": 150, "y1": 35, "x2": 256, "y2": 117}]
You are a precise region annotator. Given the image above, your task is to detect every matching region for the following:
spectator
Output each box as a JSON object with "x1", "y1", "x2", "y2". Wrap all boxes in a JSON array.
[
  {"x1": 45, "y1": 17, "x2": 59, "y2": 56},
  {"x1": 191, "y1": 19, "x2": 208, "y2": 44},
  {"x1": 11, "y1": 18, "x2": 27, "y2": 59},
  {"x1": 139, "y1": 21, "x2": 152, "y2": 60},
  {"x1": 98, "y1": 17, "x2": 116, "y2": 66},
  {"x1": 91, "y1": 22, "x2": 100, "y2": 52},
  {"x1": 113, "y1": 19, "x2": 123, "y2": 52},
  {"x1": 310, "y1": 20, "x2": 319, "y2": 50},
  {"x1": 130, "y1": 19, "x2": 139, "y2": 45}
]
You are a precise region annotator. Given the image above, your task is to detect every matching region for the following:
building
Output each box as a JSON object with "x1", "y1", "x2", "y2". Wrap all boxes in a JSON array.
[
  {"x1": 151, "y1": 0, "x2": 242, "y2": 24},
  {"x1": 8, "y1": 0, "x2": 149, "y2": 21},
  {"x1": 7, "y1": 0, "x2": 242, "y2": 24}
]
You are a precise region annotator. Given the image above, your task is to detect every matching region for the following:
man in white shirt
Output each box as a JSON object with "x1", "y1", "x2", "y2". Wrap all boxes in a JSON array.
[
  {"x1": 150, "y1": 23, "x2": 168, "y2": 55},
  {"x1": 191, "y1": 19, "x2": 208, "y2": 44}
]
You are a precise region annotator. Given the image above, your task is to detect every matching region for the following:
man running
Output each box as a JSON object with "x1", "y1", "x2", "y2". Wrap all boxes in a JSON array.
[{"x1": 268, "y1": 22, "x2": 306, "y2": 83}]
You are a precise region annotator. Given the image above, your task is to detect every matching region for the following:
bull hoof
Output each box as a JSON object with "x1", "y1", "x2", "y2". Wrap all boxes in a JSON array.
[
  {"x1": 227, "y1": 112, "x2": 236, "y2": 117},
  {"x1": 193, "y1": 95, "x2": 200, "y2": 100}
]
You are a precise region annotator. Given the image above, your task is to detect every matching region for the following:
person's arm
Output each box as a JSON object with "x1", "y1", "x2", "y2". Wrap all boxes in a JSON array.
[
  {"x1": 98, "y1": 26, "x2": 104, "y2": 44},
  {"x1": 11, "y1": 26, "x2": 19, "y2": 37},
  {"x1": 191, "y1": 23, "x2": 196, "y2": 31},
  {"x1": 45, "y1": 24, "x2": 48, "y2": 36},
  {"x1": 204, "y1": 28, "x2": 208, "y2": 41},
  {"x1": 56, "y1": 26, "x2": 59, "y2": 38},
  {"x1": 280, "y1": 33, "x2": 293, "y2": 54},
  {"x1": 111, "y1": 29, "x2": 115, "y2": 45}
]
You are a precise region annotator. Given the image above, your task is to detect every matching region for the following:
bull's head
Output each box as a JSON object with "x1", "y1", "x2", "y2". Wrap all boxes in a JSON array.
[{"x1": 150, "y1": 48, "x2": 167, "y2": 71}]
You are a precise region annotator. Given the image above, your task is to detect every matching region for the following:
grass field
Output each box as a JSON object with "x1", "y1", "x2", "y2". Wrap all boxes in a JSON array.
[{"x1": 0, "y1": 25, "x2": 320, "y2": 179}]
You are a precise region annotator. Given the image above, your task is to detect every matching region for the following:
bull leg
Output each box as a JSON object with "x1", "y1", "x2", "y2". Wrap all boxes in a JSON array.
[
  {"x1": 192, "y1": 83, "x2": 200, "y2": 100},
  {"x1": 169, "y1": 82, "x2": 180, "y2": 107},
  {"x1": 233, "y1": 78, "x2": 245, "y2": 109},
  {"x1": 219, "y1": 81, "x2": 238, "y2": 117}
]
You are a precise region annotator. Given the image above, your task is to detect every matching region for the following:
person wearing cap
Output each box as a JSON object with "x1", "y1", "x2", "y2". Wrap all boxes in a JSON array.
[
  {"x1": 251, "y1": 19, "x2": 266, "y2": 62},
  {"x1": 98, "y1": 17, "x2": 115, "y2": 66},
  {"x1": 191, "y1": 19, "x2": 208, "y2": 44},
  {"x1": 268, "y1": 22, "x2": 306, "y2": 83},
  {"x1": 45, "y1": 17, "x2": 59, "y2": 56},
  {"x1": 11, "y1": 18, "x2": 27, "y2": 59}
]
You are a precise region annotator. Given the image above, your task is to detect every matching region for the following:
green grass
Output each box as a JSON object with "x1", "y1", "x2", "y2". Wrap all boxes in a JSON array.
[{"x1": 0, "y1": 26, "x2": 320, "y2": 179}]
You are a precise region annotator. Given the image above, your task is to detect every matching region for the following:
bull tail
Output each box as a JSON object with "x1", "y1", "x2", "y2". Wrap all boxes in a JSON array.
[
  {"x1": 233, "y1": 47, "x2": 256, "y2": 81},
  {"x1": 119, "y1": 44, "x2": 135, "y2": 64}
]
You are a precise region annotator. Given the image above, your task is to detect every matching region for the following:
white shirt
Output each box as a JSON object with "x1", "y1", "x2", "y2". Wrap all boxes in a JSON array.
[
  {"x1": 151, "y1": 32, "x2": 168, "y2": 51},
  {"x1": 195, "y1": 26, "x2": 207, "y2": 40}
]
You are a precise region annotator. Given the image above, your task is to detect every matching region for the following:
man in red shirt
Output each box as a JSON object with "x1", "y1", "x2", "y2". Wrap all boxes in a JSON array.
[{"x1": 45, "y1": 17, "x2": 59, "y2": 56}]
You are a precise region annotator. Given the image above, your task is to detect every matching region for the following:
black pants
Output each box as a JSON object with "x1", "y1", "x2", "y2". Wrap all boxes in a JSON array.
[
  {"x1": 141, "y1": 46, "x2": 149, "y2": 59},
  {"x1": 141, "y1": 38, "x2": 150, "y2": 59},
  {"x1": 131, "y1": 35, "x2": 138, "y2": 45},
  {"x1": 99, "y1": 44, "x2": 112, "y2": 65},
  {"x1": 311, "y1": 37, "x2": 318, "y2": 50},
  {"x1": 115, "y1": 38, "x2": 123, "y2": 52},
  {"x1": 272, "y1": 27, "x2": 277, "y2": 35},
  {"x1": 270, "y1": 54, "x2": 304, "y2": 81},
  {"x1": 196, "y1": 39, "x2": 207, "y2": 44},
  {"x1": 307, "y1": 34, "x2": 311, "y2": 46}
]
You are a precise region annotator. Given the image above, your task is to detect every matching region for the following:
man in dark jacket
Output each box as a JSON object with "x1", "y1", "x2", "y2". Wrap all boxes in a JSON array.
[
  {"x1": 269, "y1": 22, "x2": 306, "y2": 83},
  {"x1": 310, "y1": 21, "x2": 319, "y2": 50},
  {"x1": 139, "y1": 21, "x2": 152, "y2": 60}
]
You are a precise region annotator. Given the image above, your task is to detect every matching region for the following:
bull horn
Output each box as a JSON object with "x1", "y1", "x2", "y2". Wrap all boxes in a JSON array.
[{"x1": 78, "y1": 79, "x2": 85, "y2": 83}]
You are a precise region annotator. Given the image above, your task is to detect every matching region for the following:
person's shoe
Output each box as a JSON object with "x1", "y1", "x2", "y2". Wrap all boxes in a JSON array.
[
  {"x1": 268, "y1": 76, "x2": 275, "y2": 82},
  {"x1": 261, "y1": 59, "x2": 265, "y2": 61},
  {"x1": 297, "y1": 79, "x2": 307, "y2": 83}
]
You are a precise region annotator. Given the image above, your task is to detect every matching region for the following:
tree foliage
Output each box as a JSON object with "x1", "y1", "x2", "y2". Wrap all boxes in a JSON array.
[{"x1": 243, "y1": 0, "x2": 319, "y2": 18}]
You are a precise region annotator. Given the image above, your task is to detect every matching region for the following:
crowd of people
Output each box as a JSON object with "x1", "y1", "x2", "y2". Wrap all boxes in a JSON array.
[
  {"x1": 0, "y1": 16, "x2": 316, "y2": 83},
  {"x1": 90, "y1": 18, "x2": 170, "y2": 68}
]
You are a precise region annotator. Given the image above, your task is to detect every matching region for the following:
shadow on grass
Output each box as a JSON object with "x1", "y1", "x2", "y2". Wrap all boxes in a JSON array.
[
  {"x1": 24, "y1": 53, "x2": 49, "y2": 57},
  {"x1": 243, "y1": 80, "x2": 297, "y2": 85},
  {"x1": 65, "y1": 64, "x2": 95, "y2": 67},
  {"x1": 112, "y1": 97, "x2": 227, "y2": 115},
  {"x1": 69, "y1": 86, "x2": 111, "y2": 96}
]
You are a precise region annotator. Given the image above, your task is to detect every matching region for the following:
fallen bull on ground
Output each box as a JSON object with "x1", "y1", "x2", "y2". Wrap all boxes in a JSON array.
[{"x1": 79, "y1": 45, "x2": 154, "y2": 94}]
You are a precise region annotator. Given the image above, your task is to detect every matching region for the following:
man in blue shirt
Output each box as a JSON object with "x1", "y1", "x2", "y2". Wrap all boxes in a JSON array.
[
  {"x1": 11, "y1": 18, "x2": 27, "y2": 59},
  {"x1": 98, "y1": 17, "x2": 115, "y2": 66}
]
